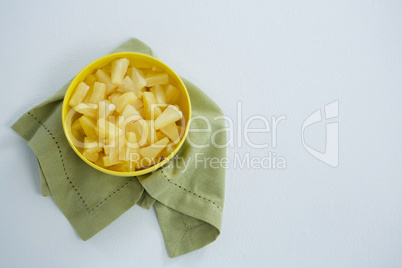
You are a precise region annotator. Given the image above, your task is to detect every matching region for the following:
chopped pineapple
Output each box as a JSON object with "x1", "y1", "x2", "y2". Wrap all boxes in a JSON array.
[
  {"x1": 98, "y1": 100, "x2": 115, "y2": 120},
  {"x1": 95, "y1": 69, "x2": 116, "y2": 94},
  {"x1": 108, "y1": 92, "x2": 122, "y2": 103},
  {"x1": 145, "y1": 72, "x2": 169, "y2": 87},
  {"x1": 83, "y1": 148, "x2": 99, "y2": 162},
  {"x1": 84, "y1": 74, "x2": 97, "y2": 87},
  {"x1": 74, "y1": 103, "x2": 98, "y2": 118},
  {"x1": 112, "y1": 92, "x2": 138, "y2": 113},
  {"x1": 154, "y1": 105, "x2": 183, "y2": 130},
  {"x1": 103, "y1": 154, "x2": 123, "y2": 167},
  {"x1": 160, "y1": 123, "x2": 180, "y2": 143},
  {"x1": 139, "y1": 137, "x2": 169, "y2": 159},
  {"x1": 150, "y1": 85, "x2": 167, "y2": 104},
  {"x1": 71, "y1": 118, "x2": 85, "y2": 140},
  {"x1": 78, "y1": 116, "x2": 97, "y2": 139},
  {"x1": 97, "y1": 118, "x2": 119, "y2": 140},
  {"x1": 117, "y1": 76, "x2": 135, "y2": 93},
  {"x1": 165, "y1": 84, "x2": 179, "y2": 103},
  {"x1": 128, "y1": 67, "x2": 146, "y2": 98},
  {"x1": 111, "y1": 58, "x2": 130, "y2": 86},
  {"x1": 69, "y1": 82, "x2": 90, "y2": 107},
  {"x1": 88, "y1": 82, "x2": 106, "y2": 104},
  {"x1": 143, "y1": 92, "x2": 162, "y2": 120}
]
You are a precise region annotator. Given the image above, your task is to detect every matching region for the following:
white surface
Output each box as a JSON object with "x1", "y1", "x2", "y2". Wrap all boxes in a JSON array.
[{"x1": 1, "y1": 0, "x2": 402, "y2": 267}]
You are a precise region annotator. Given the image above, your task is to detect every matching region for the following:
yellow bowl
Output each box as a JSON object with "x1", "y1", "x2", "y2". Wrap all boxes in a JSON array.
[{"x1": 62, "y1": 52, "x2": 191, "y2": 177}]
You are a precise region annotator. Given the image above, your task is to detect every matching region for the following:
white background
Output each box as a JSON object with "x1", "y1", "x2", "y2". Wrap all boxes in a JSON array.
[{"x1": 1, "y1": 0, "x2": 401, "y2": 267}]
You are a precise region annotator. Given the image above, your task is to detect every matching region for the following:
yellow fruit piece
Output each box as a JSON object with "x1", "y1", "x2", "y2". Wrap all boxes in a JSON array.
[
  {"x1": 146, "y1": 120, "x2": 158, "y2": 146},
  {"x1": 97, "y1": 118, "x2": 120, "y2": 140},
  {"x1": 128, "y1": 120, "x2": 148, "y2": 147},
  {"x1": 160, "y1": 123, "x2": 180, "y2": 143},
  {"x1": 125, "y1": 132, "x2": 140, "y2": 170},
  {"x1": 150, "y1": 85, "x2": 166, "y2": 104},
  {"x1": 74, "y1": 103, "x2": 98, "y2": 118},
  {"x1": 139, "y1": 137, "x2": 169, "y2": 159},
  {"x1": 121, "y1": 104, "x2": 141, "y2": 125},
  {"x1": 82, "y1": 148, "x2": 99, "y2": 162},
  {"x1": 69, "y1": 82, "x2": 90, "y2": 107},
  {"x1": 111, "y1": 58, "x2": 130, "y2": 86},
  {"x1": 107, "y1": 130, "x2": 125, "y2": 160},
  {"x1": 98, "y1": 100, "x2": 115, "y2": 120},
  {"x1": 154, "y1": 105, "x2": 183, "y2": 130},
  {"x1": 95, "y1": 69, "x2": 116, "y2": 94},
  {"x1": 132, "y1": 99, "x2": 143, "y2": 111},
  {"x1": 165, "y1": 84, "x2": 180, "y2": 104},
  {"x1": 156, "y1": 131, "x2": 165, "y2": 141},
  {"x1": 128, "y1": 67, "x2": 146, "y2": 98},
  {"x1": 145, "y1": 72, "x2": 169, "y2": 87},
  {"x1": 143, "y1": 92, "x2": 162, "y2": 120},
  {"x1": 84, "y1": 74, "x2": 96, "y2": 87},
  {"x1": 84, "y1": 137, "x2": 104, "y2": 150},
  {"x1": 71, "y1": 119, "x2": 85, "y2": 141},
  {"x1": 108, "y1": 92, "x2": 122, "y2": 103},
  {"x1": 103, "y1": 154, "x2": 123, "y2": 167},
  {"x1": 78, "y1": 115, "x2": 97, "y2": 138},
  {"x1": 112, "y1": 92, "x2": 138, "y2": 114},
  {"x1": 117, "y1": 76, "x2": 135, "y2": 93},
  {"x1": 88, "y1": 82, "x2": 106, "y2": 104}
]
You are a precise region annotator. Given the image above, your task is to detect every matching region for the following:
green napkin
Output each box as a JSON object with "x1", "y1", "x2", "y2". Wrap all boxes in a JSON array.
[{"x1": 11, "y1": 38, "x2": 226, "y2": 258}]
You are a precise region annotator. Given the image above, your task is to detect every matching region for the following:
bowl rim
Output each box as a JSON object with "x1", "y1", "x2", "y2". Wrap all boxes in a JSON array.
[{"x1": 62, "y1": 52, "x2": 191, "y2": 177}]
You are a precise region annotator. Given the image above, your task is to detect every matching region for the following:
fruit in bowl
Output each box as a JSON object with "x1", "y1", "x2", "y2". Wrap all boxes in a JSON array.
[{"x1": 62, "y1": 53, "x2": 191, "y2": 176}]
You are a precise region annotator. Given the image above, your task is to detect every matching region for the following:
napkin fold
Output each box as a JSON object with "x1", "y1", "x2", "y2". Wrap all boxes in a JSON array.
[{"x1": 11, "y1": 38, "x2": 226, "y2": 258}]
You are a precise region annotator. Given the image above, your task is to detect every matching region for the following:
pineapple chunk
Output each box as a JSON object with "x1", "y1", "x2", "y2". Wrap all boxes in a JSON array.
[
  {"x1": 95, "y1": 69, "x2": 116, "y2": 94},
  {"x1": 84, "y1": 137, "x2": 102, "y2": 150},
  {"x1": 129, "y1": 120, "x2": 148, "y2": 147},
  {"x1": 98, "y1": 100, "x2": 115, "y2": 120},
  {"x1": 74, "y1": 103, "x2": 98, "y2": 118},
  {"x1": 146, "y1": 120, "x2": 158, "y2": 145},
  {"x1": 160, "y1": 123, "x2": 180, "y2": 143},
  {"x1": 132, "y1": 98, "x2": 143, "y2": 111},
  {"x1": 108, "y1": 92, "x2": 122, "y2": 103},
  {"x1": 112, "y1": 92, "x2": 138, "y2": 113},
  {"x1": 108, "y1": 130, "x2": 125, "y2": 160},
  {"x1": 111, "y1": 58, "x2": 130, "y2": 86},
  {"x1": 121, "y1": 104, "x2": 141, "y2": 123},
  {"x1": 97, "y1": 118, "x2": 119, "y2": 140},
  {"x1": 154, "y1": 105, "x2": 183, "y2": 130},
  {"x1": 103, "y1": 154, "x2": 123, "y2": 167},
  {"x1": 125, "y1": 132, "x2": 140, "y2": 170},
  {"x1": 145, "y1": 72, "x2": 169, "y2": 87},
  {"x1": 165, "y1": 84, "x2": 180, "y2": 104},
  {"x1": 128, "y1": 67, "x2": 146, "y2": 98},
  {"x1": 71, "y1": 119, "x2": 85, "y2": 140},
  {"x1": 84, "y1": 74, "x2": 96, "y2": 87},
  {"x1": 117, "y1": 76, "x2": 135, "y2": 93},
  {"x1": 69, "y1": 82, "x2": 90, "y2": 107},
  {"x1": 143, "y1": 92, "x2": 162, "y2": 120},
  {"x1": 82, "y1": 148, "x2": 99, "y2": 162},
  {"x1": 150, "y1": 85, "x2": 167, "y2": 104},
  {"x1": 88, "y1": 82, "x2": 106, "y2": 104},
  {"x1": 78, "y1": 116, "x2": 97, "y2": 138},
  {"x1": 139, "y1": 137, "x2": 169, "y2": 159}
]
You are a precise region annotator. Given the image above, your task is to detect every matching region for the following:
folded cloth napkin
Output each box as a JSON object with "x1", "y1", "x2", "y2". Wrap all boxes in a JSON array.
[{"x1": 11, "y1": 38, "x2": 226, "y2": 258}]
